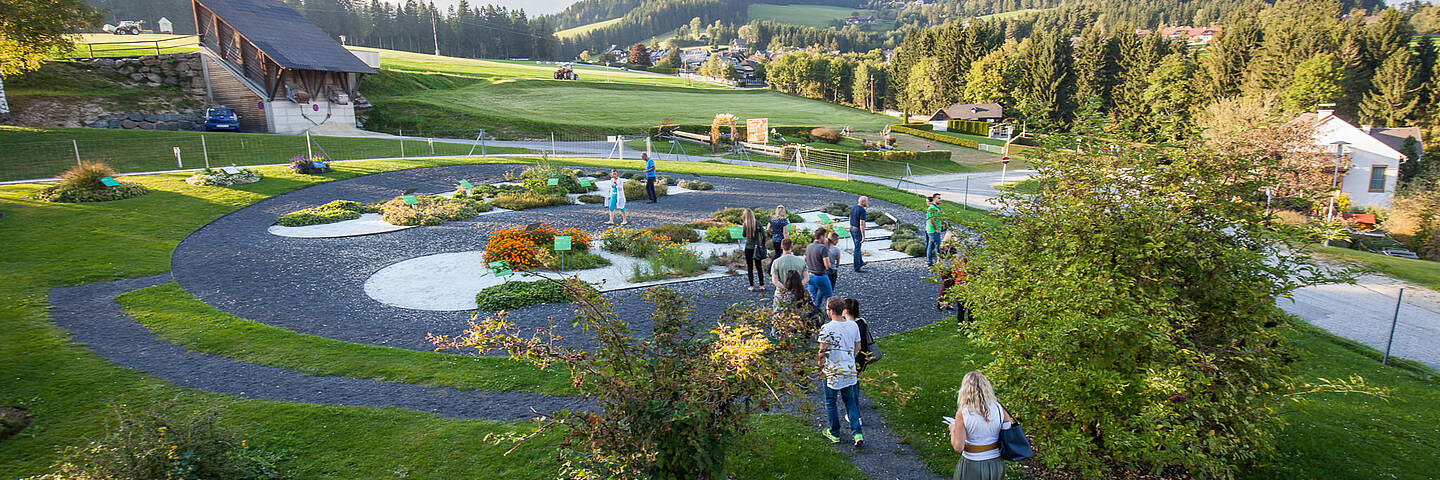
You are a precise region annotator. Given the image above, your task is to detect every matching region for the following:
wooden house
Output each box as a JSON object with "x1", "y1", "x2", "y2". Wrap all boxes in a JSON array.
[{"x1": 192, "y1": 0, "x2": 376, "y2": 133}]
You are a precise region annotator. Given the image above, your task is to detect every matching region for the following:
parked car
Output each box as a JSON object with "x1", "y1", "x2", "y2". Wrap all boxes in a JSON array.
[
  {"x1": 1377, "y1": 247, "x2": 1420, "y2": 259},
  {"x1": 204, "y1": 108, "x2": 240, "y2": 131}
]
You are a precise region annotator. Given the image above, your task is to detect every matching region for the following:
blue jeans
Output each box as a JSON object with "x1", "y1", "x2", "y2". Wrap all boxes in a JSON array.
[
  {"x1": 807, "y1": 274, "x2": 832, "y2": 312},
  {"x1": 852, "y1": 230, "x2": 866, "y2": 271},
  {"x1": 925, "y1": 232, "x2": 943, "y2": 265},
  {"x1": 825, "y1": 382, "x2": 862, "y2": 437}
]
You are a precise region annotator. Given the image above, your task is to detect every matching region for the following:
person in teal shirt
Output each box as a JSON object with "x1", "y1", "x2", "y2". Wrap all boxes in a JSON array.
[
  {"x1": 643, "y1": 153, "x2": 658, "y2": 203},
  {"x1": 925, "y1": 193, "x2": 943, "y2": 266}
]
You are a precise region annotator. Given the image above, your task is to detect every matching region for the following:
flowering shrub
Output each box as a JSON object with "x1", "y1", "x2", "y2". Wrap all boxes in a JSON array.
[
  {"x1": 600, "y1": 227, "x2": 675, "y2": 258},
  {"x1": 704, "y1": 225, "x2": 738, "y2": 243},
  {"x1": 484, "y1": 225, "x2": 591, "y2": 271},
  {"x1": 288, "y1": 154, "x2": 331, "y2": 174},
  {"x1": 186, "y1": 167, "x2": 261, "y2": 187},
  {"x1": 36, "y1": 162, "x2": 149, "y2": 203},
  {"x1": 632, "y1": 243, "x2": 708, "y2": 282},
  {"x1": 276, "y1": 200, "x2": 364, "y2": 226},
  {"x1": 378, "y1": 195, "x2": 491, "y2": 226}
]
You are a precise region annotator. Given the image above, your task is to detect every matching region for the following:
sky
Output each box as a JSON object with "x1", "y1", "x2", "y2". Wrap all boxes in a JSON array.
[{"x1": 424, "y1": 0, "x2": 581, "y2": 16}]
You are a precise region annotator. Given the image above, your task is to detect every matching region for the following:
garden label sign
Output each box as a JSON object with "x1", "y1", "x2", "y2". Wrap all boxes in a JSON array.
[
  {"x1": 728, "y1": 226, "x2": 744, "y2": 239},
  {"x1": 488, "y1": 261, "x2": 512, "y2": 278},
  {"x1": 547, "y1": 178, "x2": 560, "y2": 186},
  {"x1": 817, "y1": 213, "x2": 832, "y2": 222},
  {"x1": 221, "y1": 166, "x2": 241, "y2": 175},
  {"x1": 313, "y1": 160, "x2": 327, "y2": 169},
  {"x1": 834, "y1": 225, "x2": 850, "y2": 238},
  {"x1": 402, "y1": 195, "x2": 419, "y2": 205},
  {"x1": 459, "y1": 179, "x2": 474, "y2": 189},
  {"x1": 99, "y1": 176, "x2": 120, "y2": 187},
  {"x1": 554, "y1": 236, "x2": 572, "y2": 251},
  {"x1": 578, "y1": 178, "x2": 593, "y2": 187}
]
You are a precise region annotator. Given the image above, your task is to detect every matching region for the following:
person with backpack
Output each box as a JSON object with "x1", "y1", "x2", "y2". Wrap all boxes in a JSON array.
[
  {"x1": 948, "y1": 371, "x2": 1013, "y2": 480},
  {"x1": 818, "y1": 296, "x2": 863, "y2": 448},
  {"x1": 768, "y1": 205, "x2": 791, "y2": 262},
  {"x1": 843, "y1": 298, "x2": 879, "y2": 373},
  {"x1": 742, "y1": 209, "x2": 769, "y2": 292}
]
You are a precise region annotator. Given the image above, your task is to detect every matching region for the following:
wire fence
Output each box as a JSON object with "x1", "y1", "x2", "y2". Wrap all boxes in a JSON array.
[{"x1": 68, "y1": 35, "x2": 200, "y2": 59}]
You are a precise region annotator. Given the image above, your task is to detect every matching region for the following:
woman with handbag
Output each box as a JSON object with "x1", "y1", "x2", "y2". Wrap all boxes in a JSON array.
[
  {"x1": 742, "y1": 209, "x2": 770, "y2": 292},
  {"x1": 948, "y1": 371, "x2": 1012, "y2": 480}
]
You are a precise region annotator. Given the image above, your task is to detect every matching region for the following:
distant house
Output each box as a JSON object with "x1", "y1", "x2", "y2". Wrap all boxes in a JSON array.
[
  {"x1": 731, "y1": 37, "x2": 749, "y2": 52},
  {"x1": 1293, "y1": 108, "x2": 1423, "y2": 208},
  {"x1": 157, "y1": 17, "x2": 174, "y2": 34},
  {"x1": 1156, "y1": 25, "x2": 1222, "y2": 45},
  {"x1": 844, "y1": 15, "x2": 876, "y2": 25},
  {"x1": 928, "y1": 103, "x2": 1004, "y2": 122}
]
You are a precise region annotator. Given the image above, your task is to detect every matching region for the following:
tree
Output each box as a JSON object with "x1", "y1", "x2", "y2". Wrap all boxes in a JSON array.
[
  {"x1": 1200, "y1": 17, "x2": 1261, "y2": 101},
  {"x1": 737, "y1": 24, "x2": 758, "y2": 45},
  {"x1": 953, "y1": 108, "x2": 1358, "y2": 478},
  {"x1": 0, "y1": 0, "x2": 102, "y2": 117},
  {"x1": 627, "y1": 42, "x2": 651, "y2": 66},
  {"x1": 1359, "y1": 49, "x2": 1422, "y2": 127},
  {"x1": 1142, "y1": 53, "x2": 1200, "y2": 140},
  {"x1": 1071, "y1": 25, "x2": 1118, "y2": 111},
  {"x1": 699, "y1": 54, "x2": 734, "y2": 81},
  {"x1": 656, "y1": 47, "x2": 682, "y2": 69},
  {"x1": 960, "y1": 47, "x2": 1012, "y2": 105},
  {"x1": 904, "y1": 57, "x2": 944, "y2": 115},
  {"x1": 1281, "y1": 53, "x2": 1346, "y2": 113},
  {"x1": 1011, "y1": 29, "x2": 1074, "y2": 124}
]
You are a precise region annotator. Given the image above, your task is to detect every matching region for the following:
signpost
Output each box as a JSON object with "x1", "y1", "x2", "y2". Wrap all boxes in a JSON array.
[
  {"x1": 746, "y1": 118, "x2": 769, "y2": 144},
  {"x1": 1001, "y1": 156, "x2": 1010, "y2": 185},
  {"x1": 173, "y1": 146, "x2": 183, "y2": 168},
  {"x1": 728, "y1": 226, "x2": 744, "y2": 240},
  {"x1": 99, "y1": 176, "x2": 119, "y2": 187},
  {"x1": 555, "y1": 235, "x2": 572, "y2": 271}
]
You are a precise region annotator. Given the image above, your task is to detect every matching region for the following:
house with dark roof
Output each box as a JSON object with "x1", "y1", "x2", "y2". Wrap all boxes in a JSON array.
[
  {"x1": 928, "y1": 103, "x2": 1004, "y2": 122},
  {"x1": 1292, "y1": 108, "x2": 1422, "y2": 208},
  {"x1": 192, "y1": 0, "x2": 376, "y2": 133}
]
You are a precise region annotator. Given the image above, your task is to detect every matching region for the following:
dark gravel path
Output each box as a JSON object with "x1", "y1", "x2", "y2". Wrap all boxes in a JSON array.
[
  {"x1": 169, "y1": 163, "x2": 938, "y2": 352},
  {"x1": 49, "y1": 274, "x2": 581, "y2": 421}
]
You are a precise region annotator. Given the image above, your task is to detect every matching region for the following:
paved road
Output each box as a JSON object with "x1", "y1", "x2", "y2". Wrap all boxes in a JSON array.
[{"x1": 1282, "y1": 273, "x2": 1440, "y2": 371}]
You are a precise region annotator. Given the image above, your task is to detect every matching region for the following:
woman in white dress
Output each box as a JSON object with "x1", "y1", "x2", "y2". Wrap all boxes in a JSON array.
[
  {"x1": 605, "y1": 169, "x2": 628, "y2": 225},
  {"x1": 948, "y1": 371, "x2": 1012, "y2": 480}
]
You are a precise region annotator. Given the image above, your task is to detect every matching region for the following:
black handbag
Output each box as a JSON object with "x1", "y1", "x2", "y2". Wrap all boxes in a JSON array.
[
  {"x1": 997, "y1": 404, "x2": 1034, "y2": 461},
  {"x1": 752, "y1": 229, "x2": 768, "y2": 259},
  {"x1": 855, "y1": 317, "x2": 880, "y2": 372}
]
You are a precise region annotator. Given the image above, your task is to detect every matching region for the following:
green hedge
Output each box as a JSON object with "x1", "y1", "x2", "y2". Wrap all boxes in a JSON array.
[
  {"x1": 779, "y1": 145, "x2": 952, "y2": 163},
  {"x1": 946, "y1": 120, "x2": 993, "y2": 136},
  {"x1": 891, "y1": 125, "x2": 979, "y2": 149},
  {"x1": 898, "y1": 123, "x2": 933, "y2": 131}
]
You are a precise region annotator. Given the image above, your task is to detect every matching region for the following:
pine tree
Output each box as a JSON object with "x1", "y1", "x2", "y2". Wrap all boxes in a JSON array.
[
  {"x1": 1200, "y1": 17, "x2": 1261, "y2": 101},
  {"x1": 1012, "y1": 29, "x2": 1075, "y2": 124},
  {"x1": 1359, "y1": 49, "x2": 1422, "y2": 127},
  {"x1": 1142, "y1": 52, "x2": 1199, "y2": 140},
  {"x1": 1112, "y1": 31, "x2": 1167, "y2": 131},
  {"x1": 1281, "y1": 53, "x2": 1346, "y2": 113},
  {"x1": 1071, "y1": 25, "x2": 1119, "y2": 111},
  {"x1": 1413, "y1": 37, "x2": 1438, "y2": 105},
  {"x1": 1337, "y1": 29, "x2": 1375, "y2": 119},
  {"x1": 1368, "y1": 8, "x2": 1414, "y2": 59}
]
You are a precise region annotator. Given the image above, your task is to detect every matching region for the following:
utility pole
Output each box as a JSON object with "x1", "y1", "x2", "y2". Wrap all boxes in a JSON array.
[{"x1": 430, "y1": 11, "x2": 440, "y2": 56}]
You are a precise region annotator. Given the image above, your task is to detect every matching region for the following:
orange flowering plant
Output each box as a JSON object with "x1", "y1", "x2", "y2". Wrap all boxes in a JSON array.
[{"x1": 484, "y1": 224, "x2": 592, "y2": 271}]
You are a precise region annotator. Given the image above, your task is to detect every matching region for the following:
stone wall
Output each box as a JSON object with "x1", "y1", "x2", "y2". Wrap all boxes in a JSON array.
[
  {"x1": 76, "y1": 53, "x2": 207, "y2": 92},
  {"x1": 87, "y1": 109, "x2": 208, "y2": 131}
]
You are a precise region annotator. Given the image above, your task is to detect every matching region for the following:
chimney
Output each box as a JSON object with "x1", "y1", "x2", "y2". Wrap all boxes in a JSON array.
[
  {"x1": 1362, "y1": 125, "x2": 1372, "y2": 134},
  {"x1": 1317, "y1": 103, "x2": 1336, "y2": 119}
]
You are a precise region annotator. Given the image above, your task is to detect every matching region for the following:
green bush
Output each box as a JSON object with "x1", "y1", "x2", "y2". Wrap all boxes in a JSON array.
[
  {"x1": 632, "y1": 245, "x2": 709, "y2": 282},
  {"x1": 491, "y1": 192, "x2": 572, "y2": 210},
  {"x1": 893, "y1": 239, "x2": 925, "y2": 256},
  {"x1": 704, "y1": 225, "x2": 739, "y2": 243},
  {"x1": 379, "y1": 195, "x2": 491, "y2": 226},
  {"x1": 276, "y1": 200, "x2": 365, "y2": 226},
  {"x1": 823, "y1": 202, "x2": 851, "y2": 217},
  {"x1": 578, "y1": 194, "x2": 604, "y2": 204},
  {"x1": 946, "y1": 119, "x2": 993, "y2": 136},
  {"x1": 677, "y1": 179, "x2": 713, "y2": 190},
  {"x1": 186, "y1": 167, "x2": 261, "y2": 187},
  {"x1": 810, "y1": 127, "x2": 842, "y2": 144},
  {"x1": 623, "y1": 179, "x2": 667, "y2": 201},
  {"x1": 513, "y1": 165, "x2": 593, "y2": 196},
  {"x1": 788, "y1": 212, "x2": 804, "y2": 224},
  {"x1": 659, "y1": 176, "x2": 678, "y2": 186},
  {"x1": 36, "y1": 162, "x2": 149, "y2": 203},
  {"x1": 647, "y1": 224, "x2": 701, "y2": 243},
  {"x1": 468, "y1": 183, "x2": 526, "y2": 198},
  {"x1": 543, "y1": 250, "x2": 610, "y2": 271},
  {"x1": 891, "y1": 125, "x2": 979, "y2": 148},
  {"x1": 475, "y1": 279, "x2": 596, "y2": 311},
  {"x1": 32, "y1": 403, "x2": 284, "y2": 480},
  {"x1": 789, "y1": 226, "x2": 814, "y2": 247}
]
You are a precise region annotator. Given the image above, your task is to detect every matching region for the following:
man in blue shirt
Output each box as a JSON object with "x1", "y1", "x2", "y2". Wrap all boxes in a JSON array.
[
  {"x1": 643, "y1": 153, "x2": 658, "y2": 203},
  {"x1": 849, "y1": 196, "x2": 869, "y2": 272}
]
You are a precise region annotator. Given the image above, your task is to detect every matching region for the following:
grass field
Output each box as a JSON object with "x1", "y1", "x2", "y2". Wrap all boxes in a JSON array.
[
  {"x1": 357, "y1": 47, "x2": 709, "y2": 89},
  {"x1": 868, "y1": 319, "x2": 1440, "y2": 479},
  {"x1": 1311, "y1": 245, "x2": 1440, "y2": 291},
  {"x1": 63, "y1": 33, "x2": 200, "y2": 58},
  {"x1": 2, "y1": 155, "x2": 969, "y2": 479},
  {"x1": 0, "y1": 126, "x2": 530, "y2": 181},
  {"x1": 747, "y1": 3, "x2": 862, "y2": 27},
  {"x1": 554, "y1": 17, "x2": 624, "y2": 39}
]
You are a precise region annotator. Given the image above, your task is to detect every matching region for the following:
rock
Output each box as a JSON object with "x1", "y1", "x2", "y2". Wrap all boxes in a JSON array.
[
  {"x1": 87, "y1": 121, "x2": 106, "y2": 128},
  {"x1": 145, "y1": 73, "x2": 162, "y2": 83},
  {"x1": 163, "y1": 76, "x2": 179, "y2": 85},
  {"x1": 143, "y1": 113, "x2": 159, "y2": 122},
  {"x1": 142, "y1": 58, "x2": 160, "y2": 66},
  {"x1": 190, "y1": 77, "x2": 206, "y2": 89},
  {"x1": 121, "y1": 120, "x2": 138, "y2": 128},
  {"x1": 138, "y1": 122, "x2": 155, "y2": 130},
  {"x1": 98, "y1": 66, "x2": 116, "y2": 74},
  {"x1": 129, "y1": 73, "x2": 145, "y2": 81},
  {"x1": 108, "y1": 120, "x2": 122, "y2": 128},
  {"x1": 179, "y1": 120, "x2": 197, "y2": 130},
  {"x1": 127, "y1": 112, "x2": 144, "y2": 122},
  {"x1": 156, "y1": 122, "x2": 176, "y2": 131}
]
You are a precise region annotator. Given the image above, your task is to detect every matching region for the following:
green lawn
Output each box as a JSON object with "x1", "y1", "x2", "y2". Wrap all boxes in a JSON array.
[
  {"x1": 741, "y1": 150, "x2": 980, "y2": 179},
  {"x1": 867, "y1": 319, "x2": 1440, "y2": 479},
  {"x1": 554, "y1": 17, "x2": 624, "y2": 39},
  {"x1": 747, "y1": 3, "x2": 862, "y2": 27},
  {"x1": 0, "y1": 155, "x2": 983, "y2": 478},
  {"x1": 360, "y1": 46, "x2": 710, "y2": 89},
  {"x1": 363, "y1": 72, "x2": 900, "y2": 138},
  {"x1": 1311, "y1": 245, "x2": 1440, "y2": 291},
  {"x1": 0, "y1": 126, "x2": 530, "y2": 181},
  {"x1": 63, "y1": 33, "x2": 199, "y2": 58},
  {"x1": 997, "y1": 178, "x2": 1039, "y2": 194}
]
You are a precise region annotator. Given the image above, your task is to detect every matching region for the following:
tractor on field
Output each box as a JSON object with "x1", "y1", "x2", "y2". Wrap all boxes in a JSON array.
[
  {"x1": 104, "y1": 21, "x2": 147, "y2": 35},
  {"x1": 554, "y1": 62, "x2": 578, "y2": 80}
]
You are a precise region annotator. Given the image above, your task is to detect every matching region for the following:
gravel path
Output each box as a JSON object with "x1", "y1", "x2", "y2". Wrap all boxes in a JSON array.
[{"x1": 48, "y1": 274, "x2": 581, "y2": 421}]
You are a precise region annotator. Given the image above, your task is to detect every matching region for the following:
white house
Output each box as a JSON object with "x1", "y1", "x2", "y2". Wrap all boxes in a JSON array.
[{"x1": 1295, "y1": 108, "x2": 1422, "y2": 208}]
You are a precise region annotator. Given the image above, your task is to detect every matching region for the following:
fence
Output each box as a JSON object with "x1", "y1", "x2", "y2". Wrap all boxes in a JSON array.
[
  {"x1": 70, "y1": 35, "x2": 200, "y2": 58},
  {"x1": 0, "y1": 130, "x2": 527, "y2": 182}
]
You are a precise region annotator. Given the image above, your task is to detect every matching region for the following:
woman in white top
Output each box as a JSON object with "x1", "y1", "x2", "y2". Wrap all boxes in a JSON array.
[{"x1": 949, "y1": 371, "x2": 1012, "y2": 480}]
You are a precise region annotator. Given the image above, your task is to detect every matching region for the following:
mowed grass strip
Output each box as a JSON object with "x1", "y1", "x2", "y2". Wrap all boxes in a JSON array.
[
  {"x1": 117, "y1": 283, "x2": 574, "y2": 395},
  {"x1": 1310, "y1": 245, "x2": 1440, "y2": 291},
  {"x1": 866, "y1": 320, "x2": 1440, "y2": 479}
]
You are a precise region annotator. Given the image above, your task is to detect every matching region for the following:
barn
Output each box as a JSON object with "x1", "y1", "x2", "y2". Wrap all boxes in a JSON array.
[{"x1": 192, "y1": 0, "x2": 376, "y2": 133}]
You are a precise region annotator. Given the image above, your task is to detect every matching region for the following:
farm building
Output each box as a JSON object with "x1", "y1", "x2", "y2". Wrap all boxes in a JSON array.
[
  {"x1": 192, "y1": 0, "x2": 376, "y2": 133},
  {"x1": 927, "y1": 103, "x2": 1003, "y2": 122}
]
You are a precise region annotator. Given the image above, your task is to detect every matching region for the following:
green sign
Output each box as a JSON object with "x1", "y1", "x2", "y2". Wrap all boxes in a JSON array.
[
  {"x1": 402, "y1": 195, "x2": 419, "y2": 205},
  {"x1": 728, "y1": 226, "x2": 744, "y2": 239},
  {"x1": 99, "y1": 176, "x2": 120, "y2": 187},
  {"x1": 554, "y1": 236, "x2": 572, "y2": 251},
  {"x1": 578, "y1": 178, "x2": 593, "y2": 187},
  {"x1": 546, "y1": 178, "x2": 559, "y2": 186},
  {"x1": 817, "y1": 213, "x2": 831, "y2": 222},
  {"x1": 458, "y1": 179, "x2": 474, "y2": 189},
  {"x1": 834, "y1": 225, "x2": 850, "y2": 238},
  {"x1": 488, "y1": 261, "x2": 512, "y2": 277}
]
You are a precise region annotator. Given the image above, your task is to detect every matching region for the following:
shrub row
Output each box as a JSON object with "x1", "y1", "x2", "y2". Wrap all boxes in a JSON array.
[
  {"x1": 779, "y1": 145, "x2": 952, "y2": 163},
  {"x1": 890, "y1": 125, "x2": 979, "y2": 149},
  {"x1": 946, "y1": 119, "x2": 993, "y2": 137}
]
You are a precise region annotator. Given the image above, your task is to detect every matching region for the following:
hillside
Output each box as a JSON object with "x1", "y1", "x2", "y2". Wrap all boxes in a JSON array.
[
  {"x1": 746, "y1": 3, "x2": 865, "y2": 28},
  {"x1": 555, "y1": 17, "x2": 625, "y2": 39}
]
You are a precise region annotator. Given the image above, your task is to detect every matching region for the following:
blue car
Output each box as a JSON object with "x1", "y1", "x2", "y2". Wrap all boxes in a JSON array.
[{"x1": 204, "y1": 108, "x2": 240, "y2": 131}]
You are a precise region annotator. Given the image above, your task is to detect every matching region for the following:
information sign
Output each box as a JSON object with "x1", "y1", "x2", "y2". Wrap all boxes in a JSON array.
[
  {"x1": 729, "y1": 226, "x2": 744, "y2": 239},
  {"x1": 99, "y1": 176, "x2": 120, "y2": 187},
  {"x1": 554, "y1": 236, "x2": 572, "y2": 251},
  {"x1": 834, "y1": 225, "x2": 850, "y2": 238},
  {"x1": 402, "y1": 195, "x2": 419, "y2": 205},
  {"x1": 488, "y1": 261, "x2": 512, "y2": 277},
  {"x1": 458, "y1": 179, "x2": 474, "y2": 189},
  {"x1": 746, "y1": 118, "x2": 769, "y2": 143},
  {"x1": 578, "y1": 178, "x2": 593, "y2": 187},
  {"x1": 221, "y1": 166, "x2": 241, "y2": 175},
  {"x1": 546, "y1": 178, "x2": 559, "y2": 186},
  {"x1": 313, "y1": 161, "x2": 328, "y2": 169}
]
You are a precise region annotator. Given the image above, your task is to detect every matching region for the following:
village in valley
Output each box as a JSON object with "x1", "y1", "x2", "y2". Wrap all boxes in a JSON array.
[{"x1": 3, "y1": 0, "x2": 1440, "y2": 479}]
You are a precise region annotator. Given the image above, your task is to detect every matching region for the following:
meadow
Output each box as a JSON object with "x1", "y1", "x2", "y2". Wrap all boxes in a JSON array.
[
  {"x1": 554, "y1": 17, "x2": 624, "y2": 39},
  {"x1": 746, "y1": 3, "x2": 866, "y2": 28}
]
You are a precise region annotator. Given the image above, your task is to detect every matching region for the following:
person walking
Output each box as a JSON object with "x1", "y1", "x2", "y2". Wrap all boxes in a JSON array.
[
  {"x1": 925, "y1": 193, "x2": 943, "y2": 266},
  {"x1": 643, "y1": 153, "x2": 658, "y2": 203},
  {"x1": 948, "y1": 371, "x2": 1012, "y2": 480},
  {"x1": 770, "y1": 238, "x2": 806, "y2": 309},
  {"x1": 742, "y1": 209, "x2": 769, "y2": 292},
  {"x1": 818, "y1": 296, "x2": 864, "y2": 448},
  {"x1": 805, "y1": 228, "x2": 834, "y2": 313},
  {"x1": 768, "y1": 205, "x2": 791, "y2": 262},
  {"x1": 605, "y1": 169, "x2": 628, "y2": 225},
  {"x1": 825, "y1": 231, "x2": 841, "y2": 290},
  {"x1": 849, "y1": 196, "x2": 869, "y2": 272}
]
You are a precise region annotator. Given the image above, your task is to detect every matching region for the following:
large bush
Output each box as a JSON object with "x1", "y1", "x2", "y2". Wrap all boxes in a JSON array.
[
  {"x1": 36, "y1": 162, "x2": 149, "y2": 203},
  {"x1": 622, "y1": 179, "x2": 667, "y2": 201},
  {"x1": 275, "y1": 200, "x2": 365, "y2": 226},
  {"x1": 378, "y1": 195, "x2": 492, "y2": 226},
  {"x1": 30, "y1": 404, "x2": 283, "y2": 480},
  {"x1": 809, "y1": 127, "x2": 842, "y2": 144},
  {"x1": 952, "y1": 120, "x2": 1352, "y2": 477},
  {"x1": 491, "y1": 192, "x2": 572, "y2": 210},
  {"x1": 475, "y1": 279, "x2": 598, "y2": 311}
]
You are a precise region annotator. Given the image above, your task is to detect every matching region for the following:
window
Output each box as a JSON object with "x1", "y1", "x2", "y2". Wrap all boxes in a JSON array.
[{"x1": 1369, "y1": 165, "x2": 1387, "y2": 192}]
